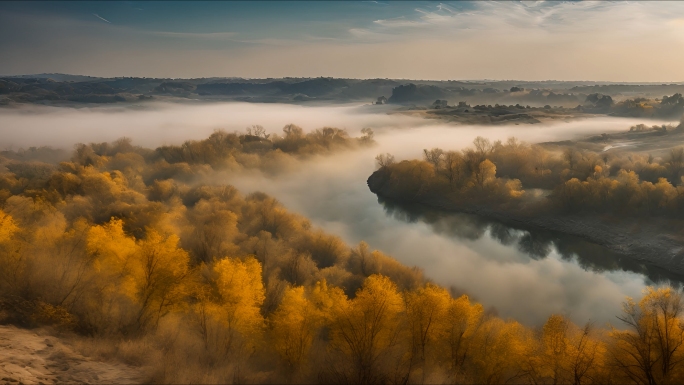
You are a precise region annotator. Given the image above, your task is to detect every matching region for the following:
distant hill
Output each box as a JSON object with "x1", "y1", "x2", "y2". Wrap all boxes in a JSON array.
[
  {"x1": 388, "y1": 83, "x2": 449, "y2": 104},
  {"x1": 2, "y1": 73, "x2": 103, "y2": 82},
  {"x1": 2, "y1": 75, "x2": 684, "y2": 111}
]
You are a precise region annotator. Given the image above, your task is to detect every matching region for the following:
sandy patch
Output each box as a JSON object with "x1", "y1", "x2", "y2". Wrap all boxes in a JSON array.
[{"x1": 0, "y1": 325, "x2": 144, "y2": 385}]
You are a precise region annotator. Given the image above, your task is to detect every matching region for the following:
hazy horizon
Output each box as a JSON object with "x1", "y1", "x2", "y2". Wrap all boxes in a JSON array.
[{"x1": 4, "y1": 72, "x2": 684, "y2": 84}]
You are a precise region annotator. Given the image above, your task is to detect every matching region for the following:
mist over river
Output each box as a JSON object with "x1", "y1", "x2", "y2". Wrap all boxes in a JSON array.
[{"x1": 1, "y1": 102, "x2": 678, "y2": 326}]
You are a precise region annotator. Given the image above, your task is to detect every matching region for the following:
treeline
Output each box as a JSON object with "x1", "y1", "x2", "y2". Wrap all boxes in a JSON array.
[
  {"x1": 3, "y1": 136, "x2": 684, "y2": 384},
  {"x1": 581, "y1": 93, "x2": 684, "y2": 118},
  {"x1": 155, "y1": 125, "x2": 374, "y2": 169},
  {"x1": 372, "y1": 134, "x2": 684, "y2": 217},
  {"x1": 65, "y1": 125, "x2": 374, "y2": 179},
  {"x1": 612, "y1": 93, "x2": 684, "y2": 119}
]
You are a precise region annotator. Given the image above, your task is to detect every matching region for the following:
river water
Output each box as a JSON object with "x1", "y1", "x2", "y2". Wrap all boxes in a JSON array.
[{"x1": 1, "y1": 102, "x2": 678, "y2": 326}]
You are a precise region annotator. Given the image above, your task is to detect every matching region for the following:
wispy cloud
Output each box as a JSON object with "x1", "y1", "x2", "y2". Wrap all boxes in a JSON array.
[
  {"x1": 150, "y1": 31, "x2": 237, "y2": 40},
  {"x1": 342, "y1": 1, "x2": 684, "y2": 49},
  {"x1": 92, "y1": 13, "x2": 111, "y2": 24}
]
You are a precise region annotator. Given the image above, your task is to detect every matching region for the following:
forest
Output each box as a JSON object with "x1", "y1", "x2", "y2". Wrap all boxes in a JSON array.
[{"x1": 1, "y1": 125, "x2": 684, "y2": 384}]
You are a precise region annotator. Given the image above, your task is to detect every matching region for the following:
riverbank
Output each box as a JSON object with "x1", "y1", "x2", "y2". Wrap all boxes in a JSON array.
[{"x1": 368, "y1": 169, "x2": 684, "y2": 279}]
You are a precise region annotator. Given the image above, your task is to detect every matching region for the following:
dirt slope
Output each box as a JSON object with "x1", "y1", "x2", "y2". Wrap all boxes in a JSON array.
[{"x1": 0, "y1": 325, "x2": 144, "y2": 385}]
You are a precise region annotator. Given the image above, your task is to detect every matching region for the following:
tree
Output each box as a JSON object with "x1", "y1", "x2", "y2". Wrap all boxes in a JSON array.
[
  {"x1": 328, "y1": 274, "x2": 404, "y2": 384},
  {"x1": 564, "y1": 148, "x2": 580, "y2": 172},
  {"x1": 611, "y1": 287, "x2": 684, "y2": 385},
  {"x1": 87, "y1": 220, "x2": 191, "y2": 332},
  {"x1": 213, "y1": 256, "x2": 266, "y2": 353},
  {"x1": 309, "y1": 279, "x2": 347, "y2": 322},
  {"x1": 0, "y1": 209, "x2": 22, "y2": 295},
  {"x1": 282, "y1": 124, "x2": 304, "y2": 139},
  {"x1": 423, "y1": 148, "x2": 444, "y2": 169},
  {"x1": 442, "y1": 295, "x2": 484, "y2": 376},
  {"x1": 246, "y1": 125, "x2": 269, "y2": 138},
  {"x1": 132, "y1": 230, "x2": 191, "y2": 331},
  {"x1": 375, "y1": 153, "x2": 395, "y2": 169},
  {"x1": 469, "y1": 318, "x2": 531, "y2": 384},
  {"x1": 270, "y1": 286, "x2": 322, "y2": 371},
  {"x1": 86, "y1": 218, "x2": 138, "y2": 294},
  {"x1": 668, "y1": 148, "x2": 684, "y2": 185},
  {"x1": 443, "y1": 151, "x2": 466, "y2": 189},
  {"x1": 473, "y1": 136, "x2": 493, "y2": 161},
  {"x1": 470, "y1": 159, "x2": 497, "y2": 191},
  {"x1": 360, "y1": 127, "x2": 374, "y2": 144},
  {"x1": 570, "y1": 322, "x2": 605, "y2": 385},
  {"x1": 404, "y1": 283, "x2": 451, "y2": 383},
  {"x1": 539, "y1": 314, "x2": 572, "y2": 384},
  {"x1": 0, "y1": 210, "x2": 17, "y2": 243}
]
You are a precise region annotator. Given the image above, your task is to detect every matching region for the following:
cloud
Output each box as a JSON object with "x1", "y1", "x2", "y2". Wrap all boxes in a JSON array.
[
  {"x1": 92, "y1": 13, "x2": 111, "y2": 24},
  {"x1": 149, "y1": 31, "x2": 237, "y2": 39},
  {"x1": 360, "y1": 1, "x2": 684, "y2": 38}
]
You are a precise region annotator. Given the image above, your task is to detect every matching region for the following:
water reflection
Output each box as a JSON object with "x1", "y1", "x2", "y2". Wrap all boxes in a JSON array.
[{"x1": 378, "y1": 196, "x2": 684, "y2": 286}]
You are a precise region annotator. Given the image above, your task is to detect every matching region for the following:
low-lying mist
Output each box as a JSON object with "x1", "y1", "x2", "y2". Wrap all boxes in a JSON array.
[
  {"x1": 0, "y1": 102, "x2": 423, "y2": 150},
  {"x1": 0, "y1": 101, "x2": 675, "y2": 326},
  {"x1": 0, "y1": 102, "x2": 671, "y2": 152}
]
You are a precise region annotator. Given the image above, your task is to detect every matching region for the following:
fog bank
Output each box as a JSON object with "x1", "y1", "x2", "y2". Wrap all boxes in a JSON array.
[{"x1": 0, "y1": 102, "x2": 669, "y2": 151}]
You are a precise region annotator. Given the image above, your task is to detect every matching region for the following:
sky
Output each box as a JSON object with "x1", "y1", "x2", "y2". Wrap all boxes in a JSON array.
[{"x1": 2, "y1": 1, "x2": 684, "y2": 81}]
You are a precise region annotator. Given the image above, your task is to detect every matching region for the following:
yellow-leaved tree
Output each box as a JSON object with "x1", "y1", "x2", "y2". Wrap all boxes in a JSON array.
[
  {"x1": 328, "y1": 274, "x2": 404, "y2": 384},
  {"x1": 270, "y1": 286, "x2": 322, "y2": 370},
  {"x1": 404, "y1": 283, "x2": 451, "y2": 383},
  {"x1": 87, "y1": 219, "x2": 190, "y2": 332},
  {"x1": 213, "y1": 256, "x2": 265, "y2": 354},
  {"x1": 85, "y1": 218, "x2": 138, "y2": 333},
  {"x1": 309, "y1": 279, "x2": 347, "y2": 321},
  {"x1": 470, "y1": 318, "x2": 532, "y2": 384},
  {"x1": 611, "y1": 287, "x2": 684, "y2": 385},
  {"x1": 531, "y1": 314, "x2": 607, "y2": 385},
  {"x1": 86, "y1": 218, "x2": 137, "y2": 285},
  {"x1": 537, "y1": 314, "x2": 572, "y2": 384},
  {"x1": 0, "y1": 209, "x2": 17, "y2": 243},
  {"x1": 441, "y1": 294, "x2": 484, "y2": 377},
  {"x1": 0, "y1": 209, "x2": 22, "y2": 295},
  {"x1": 133, "y1": 229, "x2": 190, "y2": 330}
]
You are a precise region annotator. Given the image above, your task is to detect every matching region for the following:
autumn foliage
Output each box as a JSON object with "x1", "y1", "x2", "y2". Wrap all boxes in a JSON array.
[
  {"x1": 373, "y1": 136, "x2": 684, "y2": 217},
  {"x1": 2, "y1": 133, "x2": 684, "y2": 384}
]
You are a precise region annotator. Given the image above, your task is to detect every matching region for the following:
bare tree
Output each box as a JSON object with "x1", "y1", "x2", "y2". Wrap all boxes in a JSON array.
[
  {"x1": 246, "y1": 125, "x2": 269, "y2": 138},
  {"x1": 668, "y1": 147, "x2": 684, "y2": 185},
  {"x1": 443, "y1": 151, "x2": 465, "y2": 189},
  {"x1": 572, "y1": 323, "x2": 601, "y2": 385},
  {"x1": 473, "y1": 137, "x2": 493, "y2": 161},
  {"x1": 282, "y1": 124, "x2": 304, "y2": 139},
  {"x1": 360, "y1": 127, "x2": 374, "y2": 143},
  {"x1": 423, "y1": 148, "x2": 444, "y2": 169},
  {"x1": 375, "y1": 153, "x2": 395, "y2": 169},
  {"x1": 564, "y1": 148, "x2": 579, "y2": 171}
]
